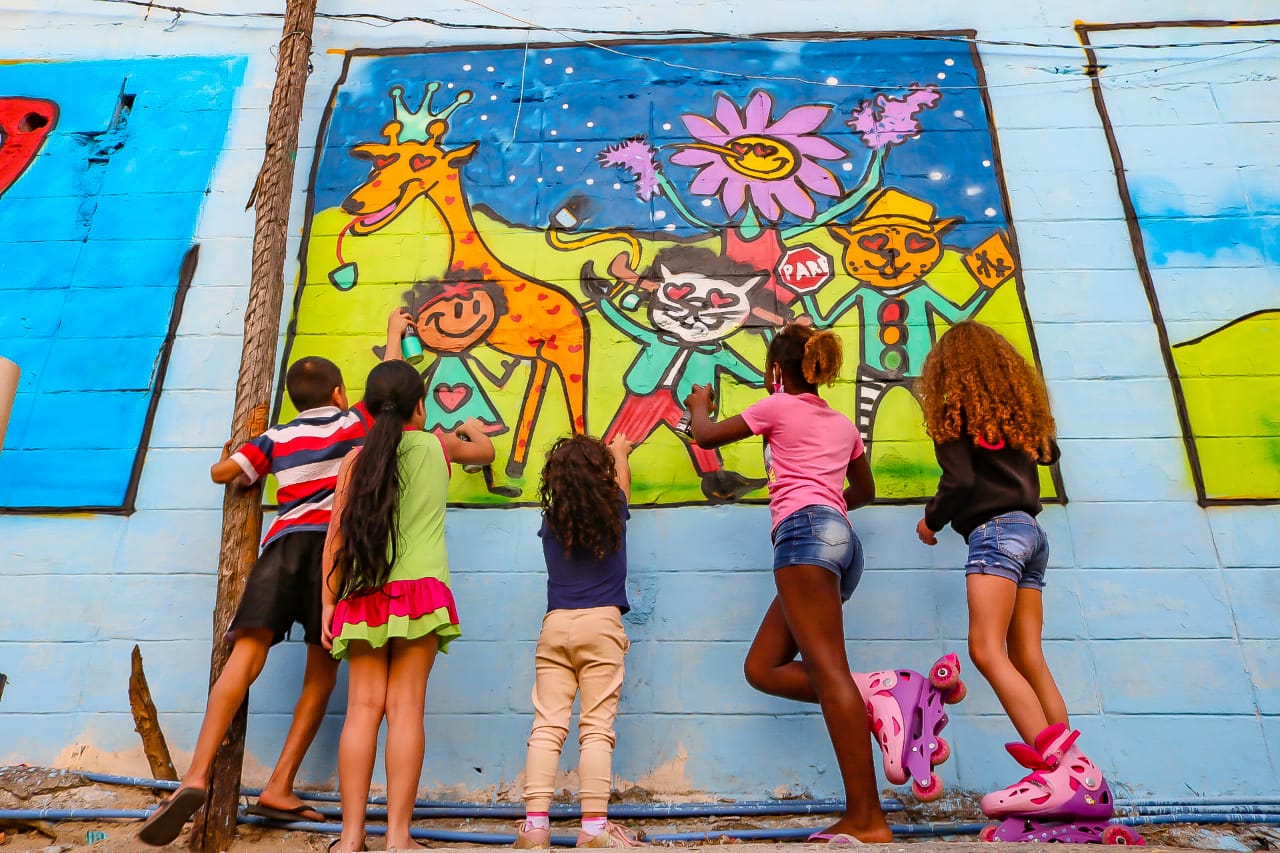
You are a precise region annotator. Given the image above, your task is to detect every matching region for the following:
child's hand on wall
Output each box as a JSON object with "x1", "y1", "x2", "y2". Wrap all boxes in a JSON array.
[{"x1": 916, "y1": 517, "x2": 938, "y2": 546}]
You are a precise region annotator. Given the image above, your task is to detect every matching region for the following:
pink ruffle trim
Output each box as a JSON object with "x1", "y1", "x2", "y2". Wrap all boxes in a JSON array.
[{"x1": 334, "y1": 577, "x2": 459, "y2": 630}]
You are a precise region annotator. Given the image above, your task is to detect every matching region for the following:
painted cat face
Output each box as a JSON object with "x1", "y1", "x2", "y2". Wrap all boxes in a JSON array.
[
  {"x1": 833, "y1": 224, "x2": 946, "y2": 291},
  {"x1": 648, "y1": 265, "x2": 762, "y2": 344}
]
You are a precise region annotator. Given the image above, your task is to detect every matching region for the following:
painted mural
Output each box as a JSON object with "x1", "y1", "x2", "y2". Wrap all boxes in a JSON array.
[
  {"x1": 286, "y1": 35, "x2": 1055, "y2": 505},
  {"x1": 0, "y1": 57, "x2": 244, "y2": 510},
  {"x1": 1081, "y1": 22, "x2": 1280, "y2": 503}
]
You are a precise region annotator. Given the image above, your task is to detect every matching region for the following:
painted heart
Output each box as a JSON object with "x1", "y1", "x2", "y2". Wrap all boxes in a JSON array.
[
  {"x1": 410, "y1": 154, "x2": 436, "y2": 171},
  {"x1": 858, "y1": 233, "x2": 890, "y2": 252},
  {"x1": 664, "y1": 283, "x2": 693, "y2": 301},
  {"x1": 509, "y1": 313, "x2": 523, "y2": 323},
  {"x1": 706, "y1": 289, "x2": 736, "y2": 309},
  {"x1": 434, "y1": 383, "x2": 472, "y2": 412},
  {"x1": 904, "y1": 232, "x2": 936, "y2": 253},
  {"x1": 444, "y1": 195, "x2": 456, "y2": 205},
  {"x1": 568, "y1": 344, "x2": 583, "y2": 353}
]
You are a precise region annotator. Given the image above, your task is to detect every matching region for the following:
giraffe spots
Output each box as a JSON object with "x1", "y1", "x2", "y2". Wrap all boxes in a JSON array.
[
  {"x1": 518, "y1": 438, "x2": 528, "y2": 449},
  {"x1": 460, "y1": 231, "x2": 476, "y2": 245},
  {"x1": 444, "y1": 195, "x2": 457, "y2": 205},
  {"x1": 575, "y1": 415, "x2": 585, "y2": 429},
  {"x1": 515, "y1": 283, "x2": 527, "y2": 291},
  {"x1": 568, "y1": 344, "x2": 583, "y2": 353},
  {"x1": 509, "y1": 314, "x2": 523, "y2": 323},
  {"x1": 547, "y1": 305, "x2": 561, "y2": 315},
  {"x1": 537, "y1": 293, "x2": 548, "y2": 301},
  {"x1": 569, "y1": 374, "x2": 582, "y2": 383},
  {"x1": 527, "y1": 336, "x2": 543, "y2": 348},
  {"x1": 446, "y1": 173, "x2": 458, "y2": 181},
  {"x1": 451, "y1": 261, "x2": 466, "y2": 271}
]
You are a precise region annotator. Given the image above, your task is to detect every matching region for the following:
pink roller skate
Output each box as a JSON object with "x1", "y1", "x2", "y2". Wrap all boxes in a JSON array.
[
  {"x1": 851, "y1": 653, "x2": 966, "y2": 801},
  {"x1": 978, "y1": 723, "x2": 1143, "y2": 845}
]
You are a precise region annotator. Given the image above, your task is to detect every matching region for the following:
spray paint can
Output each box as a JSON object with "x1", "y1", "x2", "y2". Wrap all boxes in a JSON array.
[
  {"x1": 401, "y1": 326, "x2": 425, "y2": 364},
  {"x1": 674, "y1": 389, "x2": 715, "y2": 443}
]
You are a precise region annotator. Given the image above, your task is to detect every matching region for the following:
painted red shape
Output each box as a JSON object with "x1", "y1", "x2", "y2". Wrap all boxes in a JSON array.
[
  {"x1": 434, "y1": 384, "x2": 472, "y2": 412},
  {"x1": 568, "y1": 344, "x2": 583, "y2": 353},
  {"x1": 0, "y1": 97, "x2": 59, "y2": 199},
  {"x1": 776, "y1": 244, "x2": 834, "y2": 295},
  {"x1": 510, "y1": 313, "x2": 522, "y2": 322},
  {"x1": 569, "y1": 374, "x2": 582, "y2": 383},
  {"x1": 547, "y1": 304, "x2": 561, "y2": 315},
  {"x1": 460, "y1": 231, "x2": 476, "y2": 244}
]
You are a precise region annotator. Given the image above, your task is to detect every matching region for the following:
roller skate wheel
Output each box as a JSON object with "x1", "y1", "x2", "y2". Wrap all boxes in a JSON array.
[
  {"x1": 1102, "y1": 825, "x2": 1145, "y2": 846},
  {"x1": 978, "y1": 825, "x2": 999, "y2": 843},
  {"x1": 943, "y1": 680, "x2": 967, "y2": 705},
  {"x1": 930, "y1": 736, "x2": 951, "y2": 766},
  {"x1": 930, "y1": 656, "x2": 961, "y2": 691},
  {"x1": 911, "y1": 772, "x2": 944, "y2": 802}
]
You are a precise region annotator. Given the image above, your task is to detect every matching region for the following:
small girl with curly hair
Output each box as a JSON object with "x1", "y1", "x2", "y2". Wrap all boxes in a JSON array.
[
  {"x1": 916, "y1": 322, "x2": 1113, "y2": 830},
  {"x1": 684, "y1": 323, "x2": 889, "y2": 844},
  {"x1": 515, "y1": 433, "x2": 641, "y2": 849}
]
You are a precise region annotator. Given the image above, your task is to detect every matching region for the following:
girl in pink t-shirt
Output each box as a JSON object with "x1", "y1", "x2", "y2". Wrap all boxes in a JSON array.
[{"x1": 684, "y1": 323, "x2": 889, "y2": 844}]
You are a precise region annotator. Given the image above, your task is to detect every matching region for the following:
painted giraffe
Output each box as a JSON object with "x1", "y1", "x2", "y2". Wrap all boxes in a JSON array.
[{"x1": 340, "y1": 84, "x2": 588, "y2": 477}]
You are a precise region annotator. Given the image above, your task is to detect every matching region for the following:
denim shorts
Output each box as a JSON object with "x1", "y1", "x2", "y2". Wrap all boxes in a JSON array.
[
  {"x1": 771, "y1": 505, "x2": 864, "y2": 602},
  {"x1": 964, "y1": 511, "x2": 1049, "y2": 590}
]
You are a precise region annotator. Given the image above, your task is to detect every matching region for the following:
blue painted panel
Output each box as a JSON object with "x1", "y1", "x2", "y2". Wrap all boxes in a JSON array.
[
  {"x1": 1095, "y1": 640, "x2": 1255, "y2": 715},
  {"x1": 0, "y1": 56, "x2": 245, "y2": 509},
  {"x1": 1078, "y1": 569, "x2": 1236, "y2": 640},
  {"x1": 1223, "y1": 569, "x2": 1280, "y2": 640}
]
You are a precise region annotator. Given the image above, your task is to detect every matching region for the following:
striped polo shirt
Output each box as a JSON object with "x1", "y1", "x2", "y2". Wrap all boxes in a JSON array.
[{"x1": 231, "y1": 402, "x2": 370, "y2": 547}]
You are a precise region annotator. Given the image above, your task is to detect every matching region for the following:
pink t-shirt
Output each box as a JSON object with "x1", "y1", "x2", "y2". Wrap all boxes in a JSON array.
[{"x1": 740, "y1": 392, "x2": 866, "y2": 530}]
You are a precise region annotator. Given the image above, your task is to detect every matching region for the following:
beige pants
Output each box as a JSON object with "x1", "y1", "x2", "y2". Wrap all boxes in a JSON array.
[{"x1": 523, "y1": 606, "x2": 629, "y2": 813}]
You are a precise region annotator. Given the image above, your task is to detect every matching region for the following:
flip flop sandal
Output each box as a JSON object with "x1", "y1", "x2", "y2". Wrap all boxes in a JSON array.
[
  {"x1": 137, "y1": 787, "x2": 207, "y2": 846},
  {"x1": 808, "y1": 832, "x2": 866, "y2": 845},
  {"x1": 245, "y1": 801, "x2": 326, "y2": 823}
]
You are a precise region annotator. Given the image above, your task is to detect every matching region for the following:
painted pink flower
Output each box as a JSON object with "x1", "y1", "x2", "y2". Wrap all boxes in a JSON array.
[
  {"x1": 597, "y1": 137, "x2": 661, "y2": 201},
  {"x1": 669, "y1": 91, "x2": 845, "y2": 222},
  {"x1": 848, "y1": 85, "x2": 942, "y2": 149}
]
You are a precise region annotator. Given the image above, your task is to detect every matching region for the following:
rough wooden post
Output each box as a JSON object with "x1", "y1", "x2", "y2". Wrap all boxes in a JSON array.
[{"x1": 188, "y1": 1, "x2": 318, "y2": 850}]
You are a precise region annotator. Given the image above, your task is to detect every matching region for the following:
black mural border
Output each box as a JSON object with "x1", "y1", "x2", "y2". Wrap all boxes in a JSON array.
[
  {"x1": 1077, "y1": 18, "x2": 1279, "y2": 507},
  {"x1": 0, "y1": 244, "x2": 199, "y2": 516},
  {"x1": 279, "y1": 28, "x2": 1062, "y2": 509}
]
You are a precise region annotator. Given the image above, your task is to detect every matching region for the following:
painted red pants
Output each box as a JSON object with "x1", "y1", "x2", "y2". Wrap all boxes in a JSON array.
[{"x1": 604, "y1": 388, "x2": 722, "y2": 474}]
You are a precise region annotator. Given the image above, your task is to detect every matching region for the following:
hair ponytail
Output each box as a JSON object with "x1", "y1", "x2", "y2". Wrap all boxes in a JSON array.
[
  {"x1": 334, "y1": 360, "x2": 424, "y2": 599},
  {"x1": 802, "y1": 330, "x2": 843, "y2": 387}
]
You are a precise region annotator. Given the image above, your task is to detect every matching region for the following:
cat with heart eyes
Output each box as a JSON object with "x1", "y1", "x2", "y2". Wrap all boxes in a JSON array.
[{"x1": 582, "y1": 246, "x2": 773, "y2": 503}]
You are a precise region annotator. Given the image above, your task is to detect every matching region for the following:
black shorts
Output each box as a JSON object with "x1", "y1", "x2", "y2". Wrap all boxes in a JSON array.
[{"x1": 226, "y1": 531, "x2": 326, "y2": 647}]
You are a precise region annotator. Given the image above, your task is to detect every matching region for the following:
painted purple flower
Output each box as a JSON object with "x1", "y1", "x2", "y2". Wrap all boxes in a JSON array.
[
  {"x1": 848, "y1": 85, "x2": 942, "y2": 149},
  {"x1": 668, "y1": 91, "x2": 845, "y2": 222},
  {"x1": 597, "y1": 136, "x2": 662, "y2": 201}
]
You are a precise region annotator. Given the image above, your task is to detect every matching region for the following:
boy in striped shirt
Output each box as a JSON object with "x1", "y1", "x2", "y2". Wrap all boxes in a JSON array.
[{"x1": 140, "y1": 334, "x2": 404, "y2": 845}]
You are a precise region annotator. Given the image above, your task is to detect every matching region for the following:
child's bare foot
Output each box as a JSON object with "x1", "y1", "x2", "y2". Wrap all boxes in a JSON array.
[
  {"x1": 385, "y1": 840, "x2": 427, "y2": 852},
  {"x1": 810, "y1": 817, "x2": 894, "y2": 844},
  {"x1": 328, "y1": 835, "x2": 366, "y2": 852}
]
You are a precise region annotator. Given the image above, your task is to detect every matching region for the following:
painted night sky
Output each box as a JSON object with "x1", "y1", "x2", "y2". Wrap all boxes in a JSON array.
[{"x1": 316, "y1": 36, "x2": 1007, "y2": 248}]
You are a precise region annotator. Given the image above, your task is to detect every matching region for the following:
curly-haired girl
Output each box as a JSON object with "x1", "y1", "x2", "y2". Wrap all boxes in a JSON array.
[
  {"x1": 916, "y1": 322, "x2": 1112, "y2": 831},
  {"x1": 684, "y1": 323, "x2": 890, "y2": 844},
  {"x1": 515, "y1": 434, "x2": 641, "y2": 849}
]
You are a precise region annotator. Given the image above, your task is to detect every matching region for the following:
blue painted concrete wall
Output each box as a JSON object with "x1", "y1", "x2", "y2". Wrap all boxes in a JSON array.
[{"x1": 1, "y1": 1, "x2": 1278, "y2": 803}]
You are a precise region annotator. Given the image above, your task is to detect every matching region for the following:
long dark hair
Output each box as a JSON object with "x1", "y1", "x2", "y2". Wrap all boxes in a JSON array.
[
  {"x1": 334, "y1": 360, "x2": 424, "y2": 598},
  {"x1": 539, "y1": 435, "x2": 623, "y2": 561}
]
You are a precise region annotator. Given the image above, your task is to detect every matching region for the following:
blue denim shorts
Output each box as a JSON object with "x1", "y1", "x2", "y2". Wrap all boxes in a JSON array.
[
  {"x1": 771, "y1": 505, "x2": 864, "y2": 602},
  {"x1": 965, "y1": 511, "x2": 1049, "y2": 590}
]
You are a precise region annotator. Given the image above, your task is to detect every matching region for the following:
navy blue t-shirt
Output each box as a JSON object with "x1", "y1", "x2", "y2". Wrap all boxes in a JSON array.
[{"x1": 539, "y1": 490, "x2": 630, "y2": 614}]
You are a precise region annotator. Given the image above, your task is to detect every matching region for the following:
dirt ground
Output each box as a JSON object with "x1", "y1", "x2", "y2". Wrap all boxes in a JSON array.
[{"x1": 0, "y1": 766, "x2": 1244, "y2": 853}]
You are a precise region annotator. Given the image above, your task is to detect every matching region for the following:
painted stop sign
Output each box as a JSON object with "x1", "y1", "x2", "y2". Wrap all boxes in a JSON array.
[{"x1": 776, "y1": 245, "x2": 834, "y2": 294}]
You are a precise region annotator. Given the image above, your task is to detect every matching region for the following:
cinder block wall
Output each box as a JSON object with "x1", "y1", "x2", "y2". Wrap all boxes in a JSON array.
[{"x1": 1, "y1": 0, "x2": 1277, "y2": 801}]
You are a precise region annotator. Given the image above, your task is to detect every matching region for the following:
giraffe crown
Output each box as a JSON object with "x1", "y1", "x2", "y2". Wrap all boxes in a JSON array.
[{"x1": 390, "y1": 83, "x2": 473, "y2": 144}]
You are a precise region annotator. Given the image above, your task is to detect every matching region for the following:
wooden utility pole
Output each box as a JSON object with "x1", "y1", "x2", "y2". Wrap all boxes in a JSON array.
[{"x1": 188, "y1": 1, "x2": 317, "y2": 850}]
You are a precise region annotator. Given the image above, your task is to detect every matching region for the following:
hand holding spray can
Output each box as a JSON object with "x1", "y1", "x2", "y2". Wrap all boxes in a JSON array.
[
  {"x1": 675, "y1": 388, "x2": 715, "y2": 443},
  {"x1": 400, "y1": 324, "x2": 426, "y2": 364}
]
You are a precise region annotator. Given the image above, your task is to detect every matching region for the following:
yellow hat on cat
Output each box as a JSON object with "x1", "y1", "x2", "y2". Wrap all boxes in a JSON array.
[{"x1": 843, "y1": 188, "x2": 961, "y2": 234}]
